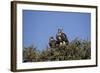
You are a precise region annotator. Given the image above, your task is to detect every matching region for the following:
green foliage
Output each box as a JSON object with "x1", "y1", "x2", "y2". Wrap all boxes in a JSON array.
[
  {"x1": 23, "y1": 45, "x2": 39, "y2": 62},
  {"x1": 23, "y1": 38, "x2": 91, "y2": 62}
]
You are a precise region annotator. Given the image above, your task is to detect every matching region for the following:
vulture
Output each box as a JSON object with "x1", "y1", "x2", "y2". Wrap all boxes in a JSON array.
[
  {"x1": 56, "y1": 29, "x2": 69, "y2": 46},
  {"x1": 49, "y1": 37, "x2": 56, "y2": 48}
]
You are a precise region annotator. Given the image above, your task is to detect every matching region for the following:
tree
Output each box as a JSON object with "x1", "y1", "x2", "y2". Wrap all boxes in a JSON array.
[
  {"x1": 23, "y1": 29, "x2": 91, "y2": 62},
  {"x1": 23, "y1": 45, "x2": 38, "y2": 62}
]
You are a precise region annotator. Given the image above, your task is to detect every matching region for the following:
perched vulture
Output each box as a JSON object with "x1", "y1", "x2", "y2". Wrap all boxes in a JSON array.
[
  {"x1": 61, "y1": 32, "x2": 69, "y2": 45},
  {"x1": 49, "y1": 37, "x2": 56, "y2": 48},
  {"x1": 56, "y1": 29, "x2": 69, "y2": 46}
]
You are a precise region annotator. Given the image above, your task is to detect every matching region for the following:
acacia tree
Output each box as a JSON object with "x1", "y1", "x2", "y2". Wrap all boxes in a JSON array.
[
  {"x1": 23, "y1": 45, "x2": 38, "y2": 62},
  {"x1": 23, "y1": 39, "x2": 91, "y2": 62}
]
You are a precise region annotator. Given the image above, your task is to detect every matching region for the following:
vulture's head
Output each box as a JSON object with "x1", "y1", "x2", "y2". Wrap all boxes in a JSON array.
[{"x1": 49, "y1": 37, "x2": 54, "y2": 41}]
